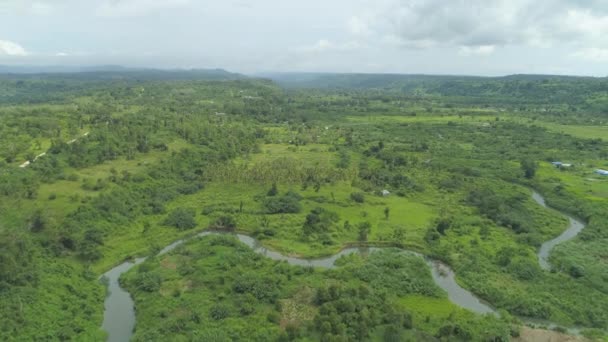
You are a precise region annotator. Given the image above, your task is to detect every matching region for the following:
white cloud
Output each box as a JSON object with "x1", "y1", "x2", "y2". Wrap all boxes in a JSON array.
[
  {"x1": 458, "y1": 45, "x2": 496, "y2": 56},
  {"x1": 358, "y1": 0, "x2": 608, "y2": 51},
  {"x1": 348, "y1": 16, "x2": 373, "y2": 37},
  {"x1": 55, "y1": 52, "x2": 69, "y2": 57},
  {"x1": 572, "y1": 48, "x2": 608, "y2": 62},
  {"x1": 0, "y1": 1, "x2": 55, "y2": 15},
  {"x1": 0, "y1": 40, "x2": 28, "y2": 56},
  {"x1": 294, "y1": 39, "x2": 361, "y2": 53},
  {"x1": 562, "y1": 9, "x2": 608, "y2": 41},
  {"x1": 97, "y1": 0, "x2": 191, "y2": 17}
]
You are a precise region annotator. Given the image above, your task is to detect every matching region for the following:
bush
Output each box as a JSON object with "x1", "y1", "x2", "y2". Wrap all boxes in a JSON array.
[
  {"x1": 163, "y1": 208, "x2": 197, "y2": 230},
  {"x1": 233, "y1": 273, "x2": 279, "y2": 302},
  {"x1": 267, "y1": 183, "x2": 278, "y2": 196},
  {"x1": 210, "y1": 215, "x2": 237, "y2": 231},
  {"x1": 135, "y1": 272, "x2": 162, "y2": 292},
  {"x1": 350, "y1": 192, "x2": 365, "y2": 203},
  {"x1": 209, "y1": 304, "x2": 230, "y2": 320},
  {"x1": 509, "y1": 258, "x2": 541, "y2": 280},
  {"x1": 568, "y1": 264, "x2": 585, "y2": 278},
  {"x1": 263, "y1": 191, "x2": 302, "y2": 214}
]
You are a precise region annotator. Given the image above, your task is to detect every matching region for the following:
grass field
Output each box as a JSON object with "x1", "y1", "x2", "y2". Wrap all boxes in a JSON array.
[{"x1": 537, "y1": 162, "x2": 608, "y2": 201}]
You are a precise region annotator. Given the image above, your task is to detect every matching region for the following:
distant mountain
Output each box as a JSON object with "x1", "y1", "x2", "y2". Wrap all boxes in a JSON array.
[
  {"x1": 0, "y1": 67, "x2": 248, "y2": 105},
  {"x1": 260, "y1": 72, "x2": 608, "y2": 107},
  {"x1": 0, "y1": 65, "x2": 245, "y2": 81},
  {"x1": 261, "y1": 72, "x2": 601, "y2": 89}
]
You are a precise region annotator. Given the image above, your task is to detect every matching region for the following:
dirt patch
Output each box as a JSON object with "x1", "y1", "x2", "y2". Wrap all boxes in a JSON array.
[
  {"x1": 514, "y1": 327, "x2": 589, "y2": 342},
  {"x1": 160, "y1": 257, "x2": 177, "y2": 270}
]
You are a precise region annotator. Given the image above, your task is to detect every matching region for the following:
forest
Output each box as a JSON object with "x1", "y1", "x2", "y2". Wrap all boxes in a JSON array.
[{"x1": 0, "y1": 71, "x2": 607, "y2": 341}]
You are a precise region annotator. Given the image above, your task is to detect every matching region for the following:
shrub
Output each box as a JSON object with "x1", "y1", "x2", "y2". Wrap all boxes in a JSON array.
[
  {"x1": 209, "y1": 304, "x2": 230, "y2": 320},
  {"x1": 509, "y1": 258, "x2": 541, "y2": 280},
  {"x1": 263, "y1": 191, "x2": 302, "y2": 214},
  {"x1": 267, "y1": 183, "x2": 278, "y2": 196},
  {"x1": 350, "y1": 192, "x2": 365, "y2": 203},
  {"x1": 135, "y1": 272, "x2": 162, "y2": 292},
  {"x1": 163, "y1": 208, "x2": 197, "y2": 230},
  {"x1": 358, "y1": 222, "x2": 371, "y2": 242},
  {"x1": 569, "y1": 264, "x2": 585, "y2": 278},
  {"x1": 210, "y1": 215, "x2": 237, "y2": 231}
]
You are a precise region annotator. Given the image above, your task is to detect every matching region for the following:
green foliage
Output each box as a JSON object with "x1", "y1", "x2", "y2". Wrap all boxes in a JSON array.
[
  {"x1": 350, "y1": 192, "x2": 365, "y2": 203},
  {"x1": 163, "y1": 208, "x2": 197, "y2": 230},
  {"x1": 358, "y1": 221, "x2": 372, "y2": 242},
  {"x1": 267, "y1": 182, "x2": 279, "y2": 196},
  {"x1": 210, "y1": 215, "x2": 237, "y2": 231},
  {"x1": 134, "y1": 271, "x2": 163, "y2": 292},
  {"x1": 263, "y1": 190, "x2": 302, "y2": 214},
  {"x1": 1, "y1": 72, "x2": 608, "y2": 340},
  {"x1": 520, "y1": 158, "x2": 538, "y2": 179},
  {"x1": 467, "y1": 188, "x2": 534, "y2": 236},
  {"x1": 302, "y1": 207, "x2": 340, "y2": 242},
  {"x1": 121, "y1": 236, "x2": 510, "y2": 341}
]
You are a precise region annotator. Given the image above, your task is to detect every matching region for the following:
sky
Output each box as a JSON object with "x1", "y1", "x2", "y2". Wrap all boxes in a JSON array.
[{"x1": 1, "y1": 0, "x2": 608, "y2": 76}]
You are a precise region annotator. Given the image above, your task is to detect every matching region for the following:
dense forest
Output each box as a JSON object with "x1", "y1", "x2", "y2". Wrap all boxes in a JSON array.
[{"x1": 0, "y1": 71, "x2": 607, "y2": 341}]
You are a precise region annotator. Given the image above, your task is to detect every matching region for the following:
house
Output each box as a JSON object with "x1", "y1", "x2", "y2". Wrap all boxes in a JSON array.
[
  {"x1": 552, "y1": 162, "x2": 573, "y2": 168},
  {"x1": 381, "y1": 190, "x2": 390, "y2": 197},
  {"x1": 595, "y1": 169, "x2": 608, "y2": 176}
]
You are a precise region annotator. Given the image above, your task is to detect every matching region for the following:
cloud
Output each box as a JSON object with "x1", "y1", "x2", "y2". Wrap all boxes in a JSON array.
[
  {"x1": 348, "y1": 16, "x2": 373, "y2": 37},
  {"x1": 0, "y1": 1, "x2": 55, "y2": 15},
  {"x1": 458, "y1": 45, "x2": 495, "y2": 56},
  {"x1": 294, "y1": 39, "x2": 361, "y2": 54},
  {"x1": 0, "y1": 40, "x2": 28, "y2": 56},
  {"x1": 363, "y1": 0, "x2": 608, "y2": 50},
  {"x1": 55, "y1": 52, "x2": 69, "y2": 57},
  {"x1": 572, "y1": 48, "x2": 608, "y2": 62},
  {"x1": 97, "y1": 0, "x2": 191, "y2": 17}
]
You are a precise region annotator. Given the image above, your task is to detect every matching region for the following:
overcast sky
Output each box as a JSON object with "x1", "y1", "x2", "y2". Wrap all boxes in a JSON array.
[{"x1": 1, "y1": 0, "x2": 607, "y2": 76}]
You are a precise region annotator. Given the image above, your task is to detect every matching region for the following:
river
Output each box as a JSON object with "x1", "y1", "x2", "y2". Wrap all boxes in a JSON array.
[
  {"x1": 101, "y1": 190, "x2": 585, "y2": 341},
  {"x1": 531, "y1": 191, "x2": 586, "y2": 270}
]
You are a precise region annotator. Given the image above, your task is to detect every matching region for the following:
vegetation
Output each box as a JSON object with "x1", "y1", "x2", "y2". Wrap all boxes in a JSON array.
[
  {"x1": 123, "y1": 235, "x2": 511, "y2": 341},
  {"x1": 0, "y1": 71, "x2": 607, "y2": 340}
]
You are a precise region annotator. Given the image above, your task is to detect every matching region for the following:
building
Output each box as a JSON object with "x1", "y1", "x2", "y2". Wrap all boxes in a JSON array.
[
  {"x1": 595, "y1": 169, "x2": 608, "y2": 176},
  {"x1": 552, "y1": 162, "x2": 573, "y2": 168}
]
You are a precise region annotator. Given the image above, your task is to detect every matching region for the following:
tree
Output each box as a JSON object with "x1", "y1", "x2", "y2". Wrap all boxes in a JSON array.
[
  {"x1": 350, "y1": 192, "x2": 365, "y2": 203},
  {"x1": 358, "y1": 222, "x2": 371, "y2": 242},
  {"x1": 263, "y1": 191, "x2": 302, "y2": 214},
  {"x1": 163, "y1": 208, "x2": 197, "y2": 230},
  {"x1": 392, "y1": 227, "x2": 405, "y2": 242},
  {"x1": 29, "y1": 210, "x2": 47, "y2": 233},
  {"x1": 267, "y1": 182, "x2": 278, "y2": 196},
  {"x1": 520, "y1": 158, "x2": 537, "y2": 179}
]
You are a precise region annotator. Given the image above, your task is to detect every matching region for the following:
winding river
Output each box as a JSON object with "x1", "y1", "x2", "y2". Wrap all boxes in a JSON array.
[
  {"x1": 531, "y1": 191, "x2": 586, "y2": 271},
  {"x1": 101, "y1": 190, "x2": 585, "y2": 342}
]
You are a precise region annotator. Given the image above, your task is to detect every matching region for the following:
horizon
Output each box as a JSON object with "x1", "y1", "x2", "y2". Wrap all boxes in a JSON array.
[
  {"x1": 0, "y1": 64, "x2": 605, "y2": 79},
  {"x1": 2, "y1": 1, "x2": 608, "y2": 77}
]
